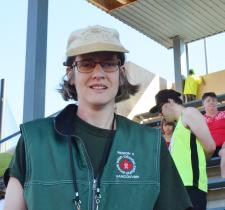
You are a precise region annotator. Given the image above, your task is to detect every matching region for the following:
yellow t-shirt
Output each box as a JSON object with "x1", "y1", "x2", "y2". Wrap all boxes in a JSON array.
[{"x1": 183, "y1": 75, "x2": 202, "y2": 95}]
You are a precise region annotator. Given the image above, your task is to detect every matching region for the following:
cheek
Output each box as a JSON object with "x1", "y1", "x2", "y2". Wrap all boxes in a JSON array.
[
  {"x1": 73, "y1": 74, "x2": 85, "y2": 93},
  {"x1": 205, "y1": 102, "x2": 212, "y2": 108},
  {"x1": 161, "y1": 107, "x2": 168, "y2": 116},
  {"x1": 111, "y1": 73, "x2": 120, "y2": 90},
  {"x1": 115, "y1": 71, "x2": 120, "y2": 83}
]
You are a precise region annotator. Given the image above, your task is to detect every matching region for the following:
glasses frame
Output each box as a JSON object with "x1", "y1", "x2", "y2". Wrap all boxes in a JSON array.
[{"x1": 72, "y1": 59, "x2": 121, "y2": 73}]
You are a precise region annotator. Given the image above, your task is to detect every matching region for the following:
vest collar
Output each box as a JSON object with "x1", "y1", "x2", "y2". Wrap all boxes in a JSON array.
[{"x1": 54, "y1": 104, "x2": 77, "y2": 136}]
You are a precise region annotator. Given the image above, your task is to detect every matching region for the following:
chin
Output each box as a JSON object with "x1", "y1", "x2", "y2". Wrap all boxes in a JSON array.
[
  {"x1": 164, "y1": 117, "x2": 173, "y2": 122},
  {"x1": 90, "y1": 99, "x2": 113, "y2": 107}
]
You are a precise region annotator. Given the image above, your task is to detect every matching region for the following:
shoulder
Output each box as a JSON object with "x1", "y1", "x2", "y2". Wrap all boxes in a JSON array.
[
  {"x1": 218, "y1": 111, "x2": 225, "y2": 118},
  {"x1": 181, "y1": 107, "x2": 203, "y2": 125},
  {"x1": 20, "y1": 118, "x2": 57, "y2": 150},
  {"x1": 203, "y1": 114, "x2": 211, "y2": 122},
  {"x1": 116, "y1": 115, "x2": 161, "y2": 148},
  {"x1": 21, "y1": 117, "x2": 54, "y2": 130},
  {"x1": 116, "y1": 114, "x2": 159, "y2": 133},
  {"x1": 20, "y1": 117, "x2": 55, "y2": 142},
  {"x1": 183, "y1": 107, "x2": 201, "y2": 116}
]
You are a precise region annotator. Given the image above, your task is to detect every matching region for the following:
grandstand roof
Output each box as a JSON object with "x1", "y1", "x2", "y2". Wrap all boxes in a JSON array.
[{"x1": 88, "y1": 0, "x2": 225, "y2": 49}]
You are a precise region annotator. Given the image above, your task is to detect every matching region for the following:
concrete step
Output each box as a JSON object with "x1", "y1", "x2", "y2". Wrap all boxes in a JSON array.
[
  {"x1": 207, "y1": 177, "x2": 225, "y2": 209},
  {"x1": 207, "y1": 187, "x2": 225, "y2": 208},
  {"x1": 207, "y1": 165, "x2": 221, "y2": 179},
  {"x1": 207, "y1": 157, "x2": 221, "y2": 178},
  {"x1": 208, "y1": 177, "x2": 225, "y2": 190},
  {"x1": 207, "y1": 157, "x2": 221, "y2": 168}
]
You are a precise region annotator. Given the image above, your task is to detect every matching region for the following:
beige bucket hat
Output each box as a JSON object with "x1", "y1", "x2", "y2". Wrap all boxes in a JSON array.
[{"x1": 66, "y1": 25, "x2": 128, "y2": 57}]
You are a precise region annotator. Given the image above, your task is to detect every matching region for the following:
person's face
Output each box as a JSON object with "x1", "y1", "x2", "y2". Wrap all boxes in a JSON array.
[
  {"x1": 203, "y1": 96, "x2": 218, "y2": 114},
  {"x1": 160, "y1": 99, "x2": 176, "y2": 122},
  {"x1": 70, "y1": 51, "x2": 121, "y2": 108},
  {"x1": 162, "y1": 123, "x2": 174, "y2": 135}
]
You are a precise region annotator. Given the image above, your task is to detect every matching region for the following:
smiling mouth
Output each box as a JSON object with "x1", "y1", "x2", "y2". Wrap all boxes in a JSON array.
[{"x1": 90, "y1": 84, "x2": 107, "y2": 89}]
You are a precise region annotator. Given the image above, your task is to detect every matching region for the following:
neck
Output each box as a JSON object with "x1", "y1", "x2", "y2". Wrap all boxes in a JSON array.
[
  {"x1": 206, "y1": 110, "x2": 218, "y2": 118},
  {"x1": 174, "y1": 104, "x2": 185, "y2": 120},
  {"x1": 164, "y1": 134, "x2": 172, "y2": 142},
  {"x1": 77, "y1": 104, "x2": 116, "y2": 129}
]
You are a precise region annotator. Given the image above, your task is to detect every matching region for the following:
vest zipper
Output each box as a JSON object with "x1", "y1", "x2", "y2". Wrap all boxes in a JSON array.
[
  {"x1": 75, "y1": 137, "x2": 96, "y2": 210},
  {"x1": 92, "y1": 179, "x2": 97, "y2": 210},
  {"x1": 77, "y1": 139, "x2": 104, "y2": 210},
  {"x1": 92, "y1": 178, "x2": 102, "y2": 210},
  {"x1": 69, "y1": 114, "x2": 116, "y2": 210}
]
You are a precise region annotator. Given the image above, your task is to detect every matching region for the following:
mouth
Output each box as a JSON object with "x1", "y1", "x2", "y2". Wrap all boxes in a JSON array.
[
  {"x1": 89, "y1": 84, "x2": 107, "y2": 90},
  {"x1": 209, "y1": 105, "x2": 216, "y2": 108}
]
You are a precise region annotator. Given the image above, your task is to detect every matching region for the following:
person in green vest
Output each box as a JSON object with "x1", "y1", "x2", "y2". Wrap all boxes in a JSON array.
[
  {"x1": 150, "y1": 89, "x2": 216, "y2": 210},
  {"x1": 4, "y1": 25, "x2": 192, "y2": 210}
]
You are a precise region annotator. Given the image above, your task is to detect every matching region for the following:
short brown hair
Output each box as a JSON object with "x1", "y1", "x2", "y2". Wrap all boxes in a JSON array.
[
  {"x1": 202, "y1": 92, "x2": 217, "y2": 101},
  {"x1": 58, "y1": 52, "x2": 139, "y2": 103},
  {"x1": 160, "y1": 119, "x2": 176, "y2": 134}
]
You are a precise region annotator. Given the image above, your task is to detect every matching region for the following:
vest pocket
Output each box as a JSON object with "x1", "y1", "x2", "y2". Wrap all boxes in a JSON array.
[{"x1": 99, "y1": 182, "x2": 160, "y2": 210}]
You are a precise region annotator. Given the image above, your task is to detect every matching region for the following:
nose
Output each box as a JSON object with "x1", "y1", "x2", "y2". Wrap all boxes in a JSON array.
[{"x1": 92, "y1": 63, "x2": 105, "y2": 78}]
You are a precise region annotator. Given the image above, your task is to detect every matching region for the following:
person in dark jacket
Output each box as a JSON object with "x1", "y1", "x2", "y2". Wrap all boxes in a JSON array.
[{"x1": 4, "y1": 25, "x2": 192, "y2": 210}]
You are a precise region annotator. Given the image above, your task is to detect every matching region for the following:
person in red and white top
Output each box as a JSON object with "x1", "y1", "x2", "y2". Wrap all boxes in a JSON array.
[
  {"x1": 160, "y1": 119, "x2": 176, "y2": 148},
  {"x1": 202, "y1": 92, "x2": 225, "y2": 177}
]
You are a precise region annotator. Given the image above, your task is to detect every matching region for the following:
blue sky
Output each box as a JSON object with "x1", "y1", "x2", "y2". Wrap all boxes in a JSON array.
[{"x1": 1, "y1": 0, "x2": 225, "y2": 135}]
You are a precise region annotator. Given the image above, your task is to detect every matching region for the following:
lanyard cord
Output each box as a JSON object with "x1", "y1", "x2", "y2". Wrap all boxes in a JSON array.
[
  {"x1": 68, "y1": 114, "x2": 116, "y2": 210},
  {"x1": 68, "y1": 137, "x2": 81, "y2": 210}
]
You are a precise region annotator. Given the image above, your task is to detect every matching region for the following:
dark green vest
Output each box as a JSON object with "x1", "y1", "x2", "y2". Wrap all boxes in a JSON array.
[{"x1": 21, "y1": 115, "x2": 161, "y2": 210}]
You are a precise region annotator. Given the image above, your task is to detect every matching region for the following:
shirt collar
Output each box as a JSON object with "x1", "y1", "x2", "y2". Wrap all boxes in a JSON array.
[{"x1": 54, "y1": 104, "x2": 77, "y2": 136}]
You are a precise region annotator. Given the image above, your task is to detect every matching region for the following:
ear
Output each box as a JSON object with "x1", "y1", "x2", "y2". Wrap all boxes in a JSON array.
[
  {"x1": 168, "y1": 98, "x2": 174, "y2": 104},
  {"x1": 66, "y1": 67, "x2": 75, "y2": 85},
  {"x1": 119, "y1": 65, "x2": 126, "y2": 86},
  {"x1": 120, "y1": 65, "x2": 125, "y2": 73}
]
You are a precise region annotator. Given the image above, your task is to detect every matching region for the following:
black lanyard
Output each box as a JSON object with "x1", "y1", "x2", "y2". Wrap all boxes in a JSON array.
[{"x1": 68, "y1": 114, "x2": 116, "y2": 210}]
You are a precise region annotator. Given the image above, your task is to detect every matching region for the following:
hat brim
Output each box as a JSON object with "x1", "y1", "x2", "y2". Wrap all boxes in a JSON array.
[
  {"x1": 66, "y1": 43, "x2": 129, "y2": 57},
  {"x1": 149, "y1": 105, "x2": 160, "y2": 114}
]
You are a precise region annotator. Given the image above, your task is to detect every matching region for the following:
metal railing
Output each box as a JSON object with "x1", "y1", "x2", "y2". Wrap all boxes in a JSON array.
[
  {"x1": 0, "y1": 111, "x2": 60, "y2": 145},
  {"x1": 143, "y1": 93, "x2": 225, "y2": 127},
  {"x1": 0, "y1": 131, "x2": 20, "y2": 144},
  {"x1": 1, "y1": 93, "x2": 225, "y2": 143}
]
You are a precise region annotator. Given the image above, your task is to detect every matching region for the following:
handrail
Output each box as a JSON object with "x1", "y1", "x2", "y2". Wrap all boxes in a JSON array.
[
  {"x1": 0, "y1": 131, "x2": 20, "y2": 144},
  {"x1": 0, "y1": 110, "x2": 60, "y2": 145}
]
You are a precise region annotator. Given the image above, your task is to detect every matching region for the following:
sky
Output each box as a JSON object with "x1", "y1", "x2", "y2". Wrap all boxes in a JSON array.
[{"x1": 0, "y1": 0, "x2": 225, "y2": 137}]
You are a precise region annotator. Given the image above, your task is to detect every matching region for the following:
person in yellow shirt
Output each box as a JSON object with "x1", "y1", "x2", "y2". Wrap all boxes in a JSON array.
[{"x1": 183, "y1": 69, "x2": 204, "y2": 102}]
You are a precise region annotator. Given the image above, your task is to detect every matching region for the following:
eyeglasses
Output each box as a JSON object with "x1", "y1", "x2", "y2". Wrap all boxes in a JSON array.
[{"x1": 72, "y1": 60, "x2": 121, "y2": 73}]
